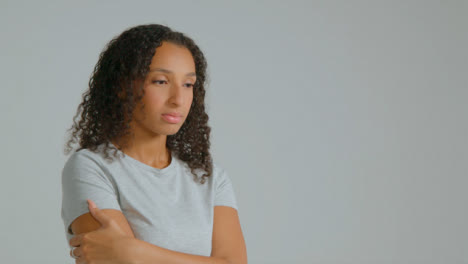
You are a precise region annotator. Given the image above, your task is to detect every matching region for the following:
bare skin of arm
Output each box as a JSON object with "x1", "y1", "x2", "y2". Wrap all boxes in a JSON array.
[
  {"x1": 70, "y1": 209, "x2": 135, "y2": 237},
  {"x1": 69, "y1": 207, "x2": 247, "y2": 264}
]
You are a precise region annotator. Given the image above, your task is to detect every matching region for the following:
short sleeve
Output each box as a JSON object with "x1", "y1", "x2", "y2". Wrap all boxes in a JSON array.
[
  {"x1": 214, "y1": 167, "x2": 238, "y2": 210},
  {"x1": 61, "y1": 151, "x2": 122, "y2": 239}
]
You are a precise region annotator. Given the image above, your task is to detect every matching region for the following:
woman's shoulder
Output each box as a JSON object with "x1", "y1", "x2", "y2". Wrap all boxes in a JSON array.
[
  {"x1": 64, "y1": 144, "x2": 116, "y2": 169},
  {"x1": 61, "y1": 144, "x2": 123, "y2": 186},
  {"x1": 210, "y1": 161, "x2": 230, "y2": 183},
  {"x1": 211, "y1": 161, "x2": 224, "y2": 174}
]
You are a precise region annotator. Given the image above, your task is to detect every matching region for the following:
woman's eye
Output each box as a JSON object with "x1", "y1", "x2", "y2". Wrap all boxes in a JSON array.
[
  {"x1": 152, "y1": 80, "x2": 167, "y2": 85},
  {"x1": 152, "y1": 80, "x2": 193, "y2": 88}
]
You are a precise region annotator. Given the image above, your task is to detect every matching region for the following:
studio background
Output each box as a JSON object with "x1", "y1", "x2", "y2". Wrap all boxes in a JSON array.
[{"x1": 0, "y1": 0, "x2": 466, "y2": 263}]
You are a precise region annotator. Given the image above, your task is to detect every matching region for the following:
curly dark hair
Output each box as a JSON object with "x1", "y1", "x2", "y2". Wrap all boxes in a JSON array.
[{"x1": 63, "y1": 23, "x2": 213, "y2": 184}]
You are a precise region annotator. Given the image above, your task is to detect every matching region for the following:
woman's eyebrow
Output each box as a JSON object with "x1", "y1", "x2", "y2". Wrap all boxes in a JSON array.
[{"x1": 150, "y1": 67, "x2": 196, "y2": 77}]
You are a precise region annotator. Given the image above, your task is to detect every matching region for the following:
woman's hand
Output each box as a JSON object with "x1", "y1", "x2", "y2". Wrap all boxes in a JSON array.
[{"x1": 69, "y1": 199, "x2": 136, "y2": 264}]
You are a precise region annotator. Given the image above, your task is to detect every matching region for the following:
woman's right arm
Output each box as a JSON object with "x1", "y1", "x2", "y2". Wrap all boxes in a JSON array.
[{"x1": 70, "y1": 209, "x2": 135, "y2": 237}]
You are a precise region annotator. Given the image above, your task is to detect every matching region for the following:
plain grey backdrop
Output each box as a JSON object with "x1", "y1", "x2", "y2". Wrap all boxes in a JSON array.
[{"x1": 0, "y1": 0, "x2": 466, "y2": 263}]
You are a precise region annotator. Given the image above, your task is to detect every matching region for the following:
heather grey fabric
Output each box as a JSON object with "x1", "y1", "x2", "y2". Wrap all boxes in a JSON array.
[{"x1": 61, "y1": 143, "x2": 238, "y2": 256}]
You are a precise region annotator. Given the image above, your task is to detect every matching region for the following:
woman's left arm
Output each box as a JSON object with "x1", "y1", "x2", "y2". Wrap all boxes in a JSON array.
[
  {"x1": 128, "y1": 239, "x2": 229, "y2": 264},
  {"x1": 71, "y1": 200, "x2": 245, "y2": 264},
  {"x1": 127, "y1": 205, "x2": 247, "y2": 264}
]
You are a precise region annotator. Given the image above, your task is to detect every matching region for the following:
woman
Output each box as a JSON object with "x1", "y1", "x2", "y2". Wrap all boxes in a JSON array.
[{"x1": 61, "y1": 24, "x2": 247, "y2": 264}]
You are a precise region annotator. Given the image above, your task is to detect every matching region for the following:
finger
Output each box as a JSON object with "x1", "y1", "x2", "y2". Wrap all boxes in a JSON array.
[
  {"x1": 87, "y1": 199, "x2": 112, "y2": 226},
  {"x1": 70, "y1": 246, "x2": 81, "y2": 259},
  {"x1": 75, "y1": 247, "x2": 87, "y2": 264},
  {"x1": 87, "y1": 199, "x2": 97, "y2": 209},
  {"x1": 69, "y1": 234, "x2": 82, "y2": 247},
  {"x1": 77, "y1": 256, "x2": 87, "y2": 264}
]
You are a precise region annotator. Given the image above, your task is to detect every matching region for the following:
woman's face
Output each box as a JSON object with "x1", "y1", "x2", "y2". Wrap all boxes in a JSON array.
[{"x1": 131, "y1": 41, "x2": 196, "y2": 136}]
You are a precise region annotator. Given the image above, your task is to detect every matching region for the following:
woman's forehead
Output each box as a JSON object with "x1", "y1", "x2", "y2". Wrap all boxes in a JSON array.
[{"x1": 149, "y1": 42, "x2": 195, "y2": 72}]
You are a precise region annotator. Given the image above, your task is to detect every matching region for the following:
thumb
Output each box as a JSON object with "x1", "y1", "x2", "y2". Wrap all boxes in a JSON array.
[{"x1": 87, "y1": 199, "x2": 110, "y2": 226}]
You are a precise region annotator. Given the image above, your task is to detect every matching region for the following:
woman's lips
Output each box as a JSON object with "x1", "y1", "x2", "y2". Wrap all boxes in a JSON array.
[{"x1": 162, "y1": 114, "x2": 181, "y2": 124}]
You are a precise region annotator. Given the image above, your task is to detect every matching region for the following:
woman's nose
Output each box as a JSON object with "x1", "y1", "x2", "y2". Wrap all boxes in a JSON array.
[{"x1": 168, "y1": 83, "x2": 187, "y2": 105}]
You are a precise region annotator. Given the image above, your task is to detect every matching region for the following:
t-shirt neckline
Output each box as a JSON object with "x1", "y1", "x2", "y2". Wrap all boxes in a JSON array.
[{"x1": 109, "y1": 142, "x2": 177, "y2": 175}]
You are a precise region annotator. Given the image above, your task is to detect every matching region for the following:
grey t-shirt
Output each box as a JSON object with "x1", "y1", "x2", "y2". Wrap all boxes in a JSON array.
[{"x1": 61, "y1": 143, "x2": 238, "y2": 257}]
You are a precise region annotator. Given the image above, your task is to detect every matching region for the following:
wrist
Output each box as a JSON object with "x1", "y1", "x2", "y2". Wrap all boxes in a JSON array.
[
  {"x1": 120, "y1": 237, "x2": 142, "y2": 264},
  {"x1": 125, "y1": 238, "x2": 164, "y2": 264}
]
